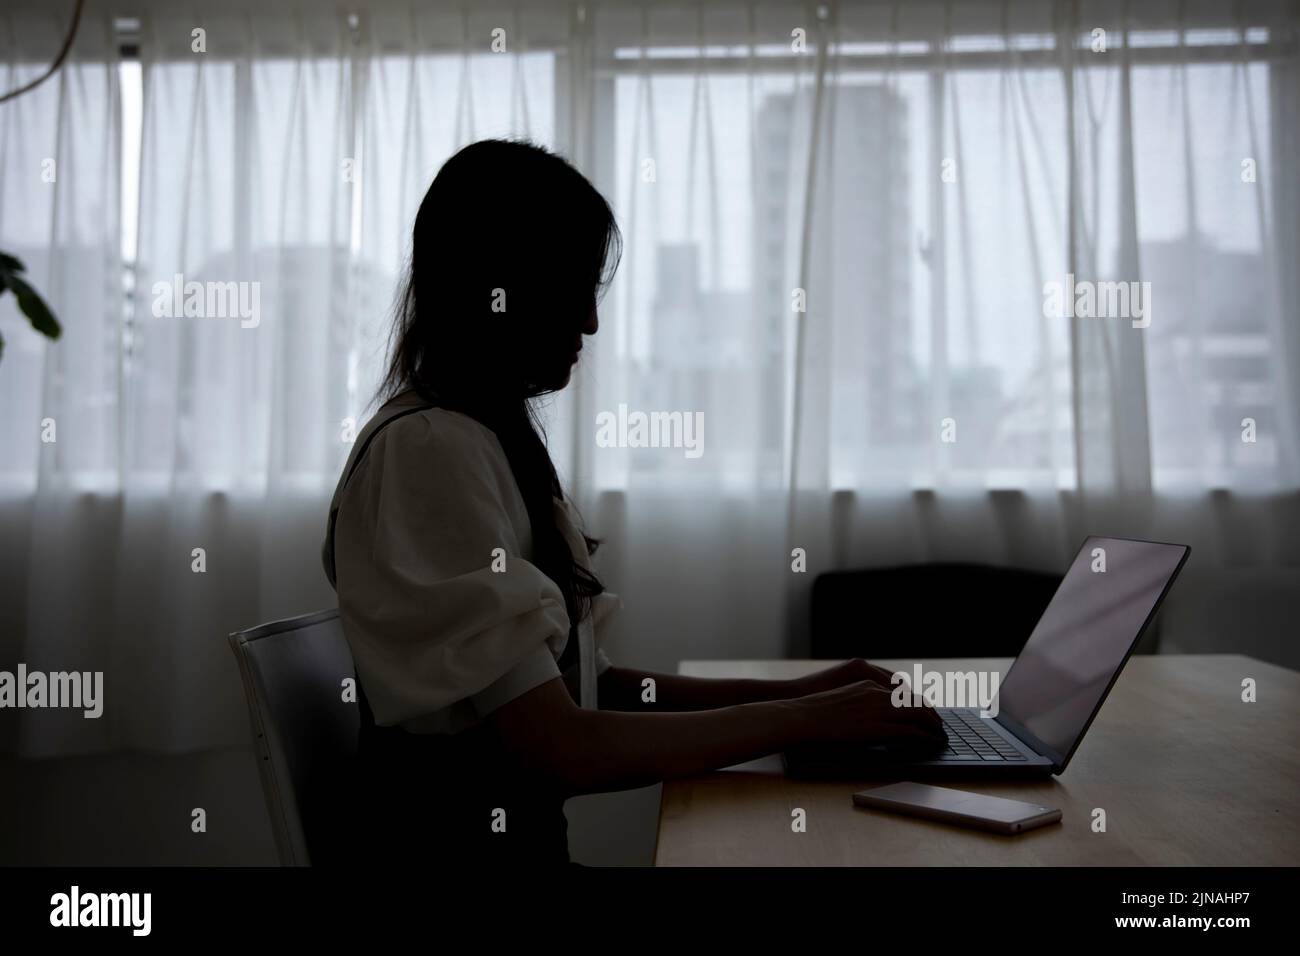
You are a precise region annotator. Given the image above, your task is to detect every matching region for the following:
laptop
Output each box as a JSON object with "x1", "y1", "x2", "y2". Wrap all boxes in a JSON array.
[{"x1": 783, "y1": 536, "x2": 1191, "y2": 779}]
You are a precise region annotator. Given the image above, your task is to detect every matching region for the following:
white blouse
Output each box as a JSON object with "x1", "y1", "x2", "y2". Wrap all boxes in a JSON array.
[{"x1": 323, "y1": 390, "x2": 621, "y2": 735}]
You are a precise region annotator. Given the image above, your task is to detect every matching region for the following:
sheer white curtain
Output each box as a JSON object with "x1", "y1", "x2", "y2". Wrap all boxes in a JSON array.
[
  {"x1": 1, "y1": 0, "x2": 1297, "y2": 757},
  {"x1": 576, "y1": 0, "x2": 1299, "y2": 672},
  {"x1": 1, "y1": 6, "x2": 122, "y2": 755}
]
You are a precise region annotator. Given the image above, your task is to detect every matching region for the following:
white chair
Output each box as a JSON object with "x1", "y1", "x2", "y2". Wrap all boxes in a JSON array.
[{"x1": 228, "y1": 608, "x2": 358, "y2": 866}]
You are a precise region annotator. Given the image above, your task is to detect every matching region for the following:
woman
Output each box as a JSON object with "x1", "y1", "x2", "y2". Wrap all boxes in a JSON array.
[{"x1": 323, "y1": 139, "x2": 944, "y2": 866}]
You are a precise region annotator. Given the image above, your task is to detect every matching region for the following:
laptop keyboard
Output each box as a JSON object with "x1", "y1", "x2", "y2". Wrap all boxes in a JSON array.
[{"x1": 934, "y1": 708, "x2": 1028, "y2": 761}]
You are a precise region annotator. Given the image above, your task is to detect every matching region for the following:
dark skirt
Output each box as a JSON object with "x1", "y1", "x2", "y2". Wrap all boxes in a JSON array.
[{"x1": 346, "y1": 706, "x2": 572, "y2": 867}]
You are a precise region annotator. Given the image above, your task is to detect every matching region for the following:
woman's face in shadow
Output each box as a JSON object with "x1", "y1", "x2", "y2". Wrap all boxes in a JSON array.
[
  {"x1": 535, "y1": 293, "x2": 599, "y2": 391},
  {"x1": 407, "y1": 141, "x2": 620, "y2": 404}
]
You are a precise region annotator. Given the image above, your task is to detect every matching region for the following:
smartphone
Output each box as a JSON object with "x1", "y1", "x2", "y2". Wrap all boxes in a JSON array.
[{"x1": 852, "y1": 782, "x2": 1062, "y2": 835}]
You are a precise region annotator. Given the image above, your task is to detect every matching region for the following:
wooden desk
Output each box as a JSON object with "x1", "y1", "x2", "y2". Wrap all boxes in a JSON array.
[{"x1": 654, "y1": 655, "x2": 1299, "y2": 866}]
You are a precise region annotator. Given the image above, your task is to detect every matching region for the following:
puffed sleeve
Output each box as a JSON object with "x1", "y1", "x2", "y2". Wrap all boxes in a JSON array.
[{"x1": 332, "y1": 409, "x2": 571, "y2": 727}]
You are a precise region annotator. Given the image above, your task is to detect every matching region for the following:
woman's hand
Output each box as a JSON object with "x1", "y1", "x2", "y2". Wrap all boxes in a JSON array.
[
  {"x1": 794, "y1": 678, "x2": 946, "y2": 751},
  {"x1": 792, "y1": 658, "x2": 910, "y2": 699}
]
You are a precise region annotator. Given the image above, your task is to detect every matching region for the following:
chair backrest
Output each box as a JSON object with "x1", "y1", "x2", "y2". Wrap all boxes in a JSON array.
[
  {"x1": 810, "y1": 563, "x2": 1064, "y2": 660},
  {"x1": 228, "y1": 608, "x2": 358, "y2": 866}
]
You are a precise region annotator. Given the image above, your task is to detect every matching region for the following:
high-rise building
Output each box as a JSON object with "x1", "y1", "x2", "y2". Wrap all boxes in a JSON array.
[
  {"x1": 1141, "y1": 236, "x2": 1278, "y2": 479},
  {"x1": 753, "y1": 83, "x2": 916, "y2": 473},
  {"x1": 644, "y1": 241, "x2": 750, "y2": 477}
]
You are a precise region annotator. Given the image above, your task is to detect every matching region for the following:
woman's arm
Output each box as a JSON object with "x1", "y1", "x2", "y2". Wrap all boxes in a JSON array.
[
  {"x1": 596, "y1": 658, "x2": 904, "y2": 711},
  {"x1": 489, "y1": 674, "x2": 943, "y2": 797}
]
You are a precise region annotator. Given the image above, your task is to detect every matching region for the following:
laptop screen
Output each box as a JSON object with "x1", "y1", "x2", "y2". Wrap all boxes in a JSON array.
[{"x1": 998, "y1": 537, "x2": 1188, "y2": 765}]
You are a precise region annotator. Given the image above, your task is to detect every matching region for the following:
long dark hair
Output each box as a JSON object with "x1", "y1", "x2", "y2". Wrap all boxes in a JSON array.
[{"x1": 378, "y1": 140, "x2": 621, "y2": 669}]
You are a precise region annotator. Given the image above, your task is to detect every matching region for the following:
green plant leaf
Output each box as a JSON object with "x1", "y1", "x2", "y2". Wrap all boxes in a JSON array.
[
  {"x1": 6, "y1": 274, "x2": 62, "y2": 340},
  {"x1": 0, "y1": 252, "x2": 25, "y2": 274}
]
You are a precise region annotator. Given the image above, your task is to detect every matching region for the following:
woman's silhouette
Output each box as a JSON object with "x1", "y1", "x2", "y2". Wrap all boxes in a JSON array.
[{"x1": 324, "y1": 139, "x2": 943, "y2": 866}]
